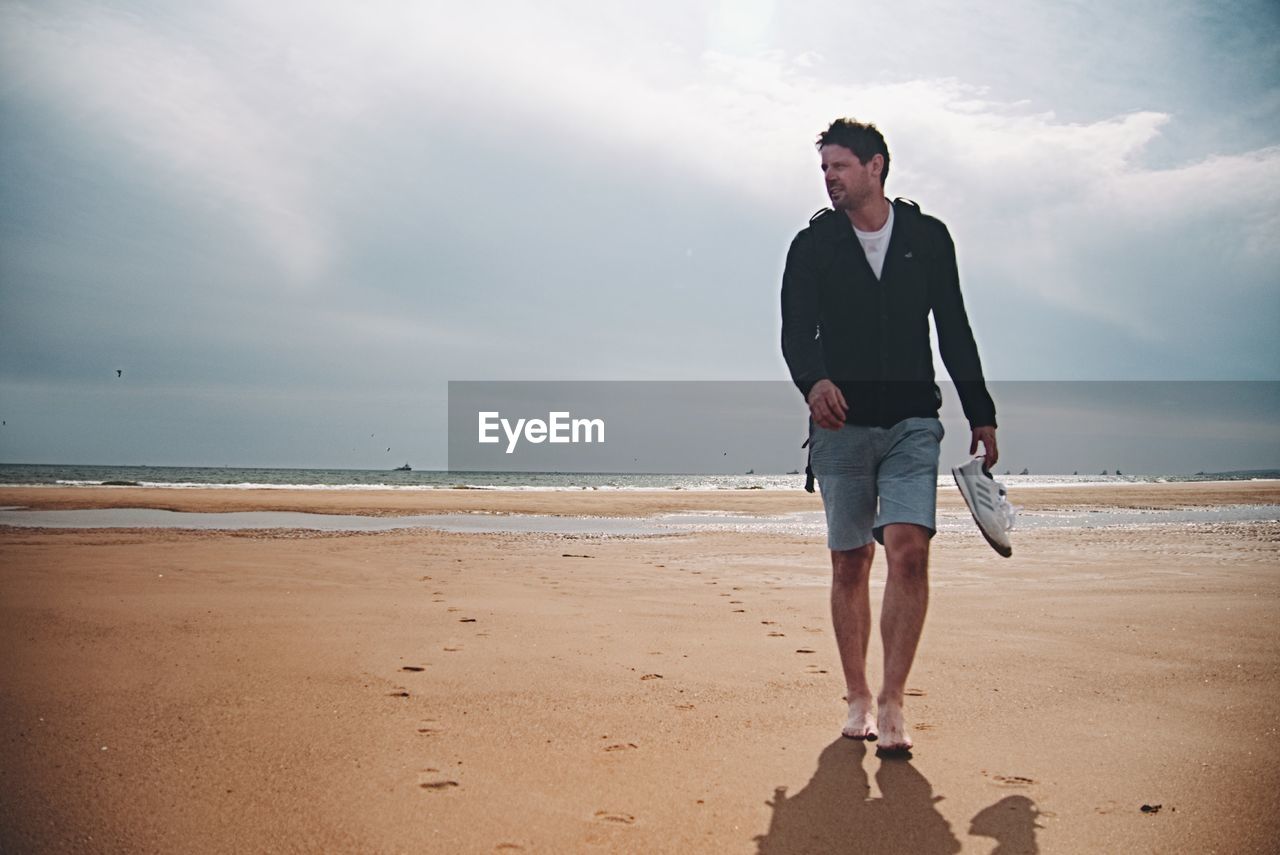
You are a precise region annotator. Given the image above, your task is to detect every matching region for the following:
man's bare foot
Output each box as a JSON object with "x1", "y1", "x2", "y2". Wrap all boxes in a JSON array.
[
  {"x1": 841, "y1": 695, "x2": 878, "y2": 741},
  {"x1": 875, "y1": 699, "x2": 913, "y2": 752}
]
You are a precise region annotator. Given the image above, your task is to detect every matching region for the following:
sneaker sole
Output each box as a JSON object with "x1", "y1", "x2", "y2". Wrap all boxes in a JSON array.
[{"x1": 951, "y1": 466, "x2": 1013, "y2": 558}]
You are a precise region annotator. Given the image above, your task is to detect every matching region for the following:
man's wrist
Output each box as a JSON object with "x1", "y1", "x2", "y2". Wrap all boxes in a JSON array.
[{"x1": 804, "y1": 377, "x2": 831, "y2": 402}]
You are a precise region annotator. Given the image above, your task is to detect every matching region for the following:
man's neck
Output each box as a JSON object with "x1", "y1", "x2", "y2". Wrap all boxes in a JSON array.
[{"x1": 845, "y1": 196, "x2": 891, "y2": 232}]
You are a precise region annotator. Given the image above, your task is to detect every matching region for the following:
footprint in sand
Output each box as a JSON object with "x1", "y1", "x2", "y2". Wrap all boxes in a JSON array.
[
  {"x1": 993, "y1": 775, "x2": 1036, "y2": 787},
  {"x1": 768, "y1": 631, "x2": 786, "y2": 637},
  {"x1": 795, "y1": 648, "x2": 816, "y2": 654},
  {"x1": 761, "y1": 620, "x2": 777, "y2": 625},
  {"x1": 593, "y1": 811, "x2": 636, "y2": 825},
  {"x1": 640, "y1": 673, "x2": 663, "y2": 680},
  {"x1": 459, "y1": 618, "x2": 477, "y2": 623},
  {"x1": 493, "y1": 845, "x2": 525, "y2": 852},
  {"x1": 401, "y1": 665, "x2": 425, "y2": 672},
  {"x1": 419, "y1": 779, "x2": 459, "y2": 790},
  {"x1": 729, "y1": 600, "x2": 743, "y2": 604},
  {"x1": 905, "y1": 688, "x2": 927, "y2": 697},
  {"x1": 674, "y1": 703, "x2": 695, "y2": 711},
  {"x1": 444, "y1": 646, "x2": 462, "y2": 652},
  {"x1": 732, "y1": 609, "x2": 746, "y2": 613},
  {"x1": 603, "y1": 743, "x2": 638, "y2": 752},
  {"x1": 913, "y1": 722, "x2": 935, "y2": 731},
  {"x1": 389, "y1": 689, "x2": 410, "y2": 697}
]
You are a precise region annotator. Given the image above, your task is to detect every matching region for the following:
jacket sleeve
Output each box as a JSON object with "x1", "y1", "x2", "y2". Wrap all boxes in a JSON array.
[
  {"x1": 780, "y1": 231, "x2": 828, "y2": 400},
  {"x1": 927, "y1": 222, "x2": 997, "y2": 429}
]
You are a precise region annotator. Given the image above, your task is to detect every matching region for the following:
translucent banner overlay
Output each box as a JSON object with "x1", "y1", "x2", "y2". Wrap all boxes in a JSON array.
[{"x1": 447, "y1": 381, "x2": 1280, "y2": 476}]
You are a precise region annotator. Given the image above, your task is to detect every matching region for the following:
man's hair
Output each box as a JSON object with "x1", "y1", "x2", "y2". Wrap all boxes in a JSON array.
[{"x1": 816, "y1": 119, "x2": 890, "y2": 186}]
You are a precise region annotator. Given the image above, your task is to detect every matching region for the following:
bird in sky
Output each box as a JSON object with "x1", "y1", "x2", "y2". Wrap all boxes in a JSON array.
[{"x1": 116, "y1": 369, "x2": 122, "y2": 378}]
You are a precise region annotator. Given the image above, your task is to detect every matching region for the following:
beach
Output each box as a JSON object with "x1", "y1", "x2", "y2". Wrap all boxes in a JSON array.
[{"x1": 2, "y1": 482, "x2": 1278, "y2": 853}]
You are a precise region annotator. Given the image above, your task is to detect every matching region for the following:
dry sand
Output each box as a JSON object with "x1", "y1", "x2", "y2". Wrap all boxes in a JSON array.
[{"x1": 2, "y1": 483, "x2": 1278, "y2": 853}]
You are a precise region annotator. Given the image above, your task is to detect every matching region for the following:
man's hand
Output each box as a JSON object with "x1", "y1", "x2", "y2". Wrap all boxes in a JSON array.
[
  {"x1": 970, "y1": 426, "x2": 998, "y2": 470},
  {"x1": 807, "y1": 379, "x2": 848, "y2": 430}
]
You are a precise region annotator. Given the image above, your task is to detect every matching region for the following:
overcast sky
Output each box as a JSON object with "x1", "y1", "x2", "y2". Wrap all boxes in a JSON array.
[{"x1": 1, "y1": 0, "x2": 1277, "y2": 469}]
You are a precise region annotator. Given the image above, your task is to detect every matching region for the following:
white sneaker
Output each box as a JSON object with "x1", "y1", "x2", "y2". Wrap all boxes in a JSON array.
[{"x1": 952, "y1": 458, "x2": 1015, "y2": 557}]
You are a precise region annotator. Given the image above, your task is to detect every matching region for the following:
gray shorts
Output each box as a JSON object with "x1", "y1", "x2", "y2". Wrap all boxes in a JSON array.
[{"x1": 809, "y1": 416, "x2": 944, "y2": 551}]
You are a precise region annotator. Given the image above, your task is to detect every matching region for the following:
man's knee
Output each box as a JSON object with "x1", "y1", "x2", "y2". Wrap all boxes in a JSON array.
[
  {"x1": 831, "y1": 542, "x2": 874, "y2": 586},
  {"x1": 883, "y1": 525, "x2": 930, "y2": 576}
]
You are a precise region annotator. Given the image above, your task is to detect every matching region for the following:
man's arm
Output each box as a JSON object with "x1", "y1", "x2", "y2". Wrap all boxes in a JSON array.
[
  {"x1": 928, "y1": 222, "x2": 999, "y2": 467},
  {"x1": 780, "y1": 232, "x2": 828, "y2": 401}
]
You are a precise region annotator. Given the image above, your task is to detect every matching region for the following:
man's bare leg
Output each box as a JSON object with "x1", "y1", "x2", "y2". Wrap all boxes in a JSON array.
[
  {"x1": 831, "y1": 543, "x2": 877, "y2": 740},
  {"x1": 877, "y1": 523, "x2": 931, "y2": 751}
]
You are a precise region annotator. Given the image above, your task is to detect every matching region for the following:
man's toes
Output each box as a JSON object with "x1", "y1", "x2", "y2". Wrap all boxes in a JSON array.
[
  {"x1": 877, "y1": 731, "x2": 911, "y2": 752},
  {"x1": 844, "y1": 700, "x2": 878, "y2": 740},
  {"x1": 842, "y1": 721, "x2": 875, "y2": 740}
]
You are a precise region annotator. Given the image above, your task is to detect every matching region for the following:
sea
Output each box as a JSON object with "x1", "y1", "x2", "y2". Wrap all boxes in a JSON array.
[
  {"x1": 1, "y1": 463, "x2": 1277, "y2": 492},
  {"x1": 2, "y1": 463, "x2": 1277, "y2": 535}
]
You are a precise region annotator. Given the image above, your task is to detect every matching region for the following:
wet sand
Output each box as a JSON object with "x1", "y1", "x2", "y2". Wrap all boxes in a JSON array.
[{"x1": 1, "y1": 483, "x2": 1278, "y2": 853}]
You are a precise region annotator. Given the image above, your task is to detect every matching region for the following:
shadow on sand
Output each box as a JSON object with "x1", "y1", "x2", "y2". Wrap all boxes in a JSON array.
[{"x1": 754, "y1": 739, "x2": 1041, "y2": 854}]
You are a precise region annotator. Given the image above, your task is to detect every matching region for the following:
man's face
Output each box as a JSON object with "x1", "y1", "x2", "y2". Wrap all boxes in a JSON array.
[{"x1": 820, "y1": 144, "x2": 880, "y2": 211}]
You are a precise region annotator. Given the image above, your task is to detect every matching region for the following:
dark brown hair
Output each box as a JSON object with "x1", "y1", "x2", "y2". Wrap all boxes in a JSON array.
[{"x1": 817, "y1": 119, "x2": 890, "y2": 186}]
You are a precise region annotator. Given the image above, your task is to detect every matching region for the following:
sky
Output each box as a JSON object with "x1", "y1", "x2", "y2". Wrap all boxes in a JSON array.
[{"x1": 1, "y1": 0, "x2": 1278, "y2": 470}]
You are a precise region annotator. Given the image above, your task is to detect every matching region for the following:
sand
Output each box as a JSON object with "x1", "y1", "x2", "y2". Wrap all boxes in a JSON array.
[{"x1": 1, "y1": 483, "x2": 1278, "y2": 853}]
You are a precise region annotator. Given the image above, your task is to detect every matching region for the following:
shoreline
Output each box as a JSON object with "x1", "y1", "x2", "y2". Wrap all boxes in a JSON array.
[{"x1": 2, "y1": 480, "x2": 1278, "y2": 519}]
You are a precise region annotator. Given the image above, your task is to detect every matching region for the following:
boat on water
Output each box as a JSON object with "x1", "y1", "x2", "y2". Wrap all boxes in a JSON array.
[{"x1": 394, "y1": 463, "x2": 412, "y2": 472}]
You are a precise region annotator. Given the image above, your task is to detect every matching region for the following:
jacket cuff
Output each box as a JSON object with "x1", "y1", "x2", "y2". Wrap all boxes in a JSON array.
[{"x1": 796, "y1": 375, "x2": 827, "y2": 400}]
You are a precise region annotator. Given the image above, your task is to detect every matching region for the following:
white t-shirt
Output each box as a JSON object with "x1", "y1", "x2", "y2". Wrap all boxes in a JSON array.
[{"x1": 853, "y1": 201, "x2": 894, "y2": 280}]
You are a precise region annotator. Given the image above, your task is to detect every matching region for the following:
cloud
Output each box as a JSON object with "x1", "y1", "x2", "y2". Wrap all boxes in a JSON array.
[
  {"x1": 3, "y1": 0, "x2": 1276, "y2": 388},
  {"x1": 0, "y1": 2, "x2": 330, "y2": 282}
]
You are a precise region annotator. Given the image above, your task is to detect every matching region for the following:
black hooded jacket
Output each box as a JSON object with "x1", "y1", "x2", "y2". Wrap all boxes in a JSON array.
[{"x1": 780, "y1": 198, "x2": 997, "y2": 430}]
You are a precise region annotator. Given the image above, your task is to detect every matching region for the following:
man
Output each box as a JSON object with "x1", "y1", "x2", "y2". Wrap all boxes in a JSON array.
[{"x1": 781, "y1": 118, "x2": 998, "y2": 753}]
